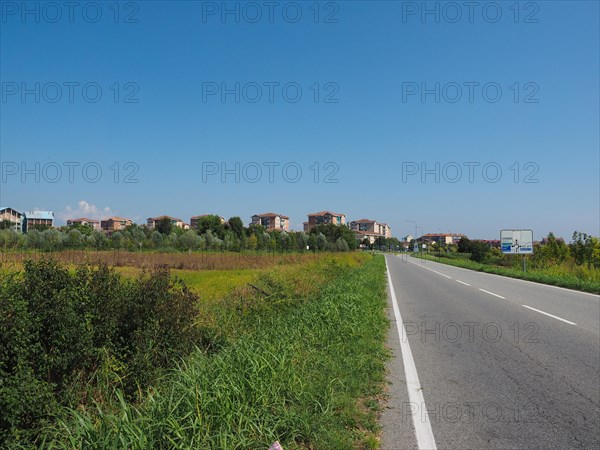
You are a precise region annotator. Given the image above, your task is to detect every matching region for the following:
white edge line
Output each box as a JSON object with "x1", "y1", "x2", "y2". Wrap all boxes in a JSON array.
[
  {"x1": 408, "y1": 256, "x2": 599, "y2": 299},
  {"x1": 456, "y1": 280, "x2": 470, "y2": 286},
  {"x1": 478, "y1": 288, "x2": 506, "y2": 299},
  {"x1": 385, "y1": 256, "x2": 437, "y2": 450},
  {"x1": 522, "y1": 305, "x2": 577, "y2": 325}
]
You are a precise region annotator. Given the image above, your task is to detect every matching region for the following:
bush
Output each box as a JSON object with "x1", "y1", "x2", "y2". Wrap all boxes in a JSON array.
[{"x1": 0, "y1": 260, "x2": 207, "y2": 447}]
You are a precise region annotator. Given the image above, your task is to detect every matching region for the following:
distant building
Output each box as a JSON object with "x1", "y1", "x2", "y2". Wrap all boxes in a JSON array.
[
  {"x1": 420, "y1": 233, "x2": 466, "y2": 245},
  {"x1": 349, "y1": 219, "x2": 392, "y2": 243},
  {"x1": 303, "y1": 211, "x2": 346, "y2": 232},
  {"x1": 23, "y1": 211, "x2": 54, "y2": 231},
  {"x1": 147, "y1": 215, "x2": 189, "y2": 230},
  {"x1": 67, "y1": 218, "x2": 100, "y2": 231},
  {"x1": 251, "y1": 213, "x2": 289, "y2": 231},
  {"x1": 402, "y1": 234, "x2": 414, "y2": 243},
  {"x1": 101, "y1": 217, "x2": 133, "y2": 232},
  {"x1": 190, "y1": 215, "x2": 226, "y2": 230},
  {"x1": 0, "y1": 207, "x2": 24, "y2": 232}
]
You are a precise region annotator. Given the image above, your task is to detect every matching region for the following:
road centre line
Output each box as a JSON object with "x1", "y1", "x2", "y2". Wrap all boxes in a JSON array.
[
  {"x1": 478, "y1": 288, "x2": 506, "y2": 299},
  {"x1": 456, "y1": 279, "x2": 471, "y2": 286},
  {"x1": 408, "y1": 260, "x2": 452, "y2": 279},
  {"x1": 522, "y1": 305, "x2": 577, "y2": 325}
]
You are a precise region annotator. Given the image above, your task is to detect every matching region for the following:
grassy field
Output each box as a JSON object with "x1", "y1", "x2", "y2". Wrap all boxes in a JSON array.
[
  {"x1": 414, "y1": 253, "x2": 600, "y2": 294},
  {"x1": 0, "y1": 250, "x2": 325, "y2": 271},
  {"x1": 2, "y1": 253, "x2": 390, "y2": 449}
]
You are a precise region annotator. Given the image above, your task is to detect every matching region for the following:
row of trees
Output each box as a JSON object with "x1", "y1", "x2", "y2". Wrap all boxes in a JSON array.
[{"x1": 0, "y1": 216, "x2": 366, "y2": 253}]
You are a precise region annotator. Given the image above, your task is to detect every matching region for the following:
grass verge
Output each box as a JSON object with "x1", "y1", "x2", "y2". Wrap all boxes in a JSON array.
[
  {"x1": 413, "y1": 254, "x2": 600, "y2": 294},
  {"x1": 40, "y1": 255, "x2": 390, "y2": 449}
]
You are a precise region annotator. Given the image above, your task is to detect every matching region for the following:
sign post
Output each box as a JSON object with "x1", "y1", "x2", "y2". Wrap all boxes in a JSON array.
[{"x1": 500, "y1": 229, "x2": 534, "y2": 272}]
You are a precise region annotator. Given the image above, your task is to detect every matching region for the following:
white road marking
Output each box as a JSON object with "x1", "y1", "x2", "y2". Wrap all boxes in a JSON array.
[
  {"x1": 522, "y1": 305, "x2": 577, "y2": 325},
  {"x1": 456, "y1": 280, "x2": 470, "y2": 286},
  {"x1": 409, "y1": 256, "x2": 599, "y2": 299},
  {"x1": 385, "y1": 257, "x2": 437, "y2": 450},
  {"x1": 408, "y1": 260, "x2": 452, "y2": 279},
  {"x1": 478, "y1": 288, "x2": 506, "y2": 299}
]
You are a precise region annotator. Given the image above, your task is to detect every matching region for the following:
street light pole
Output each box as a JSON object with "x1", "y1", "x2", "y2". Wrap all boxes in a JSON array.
[{"x1": 406, "y1": 220, "x2": 417, "y2": 254}]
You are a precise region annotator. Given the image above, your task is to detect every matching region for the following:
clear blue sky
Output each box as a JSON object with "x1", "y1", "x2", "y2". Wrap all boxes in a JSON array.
[{"x1": 1, "y1": 0, "x2": 598, "y2": 240}]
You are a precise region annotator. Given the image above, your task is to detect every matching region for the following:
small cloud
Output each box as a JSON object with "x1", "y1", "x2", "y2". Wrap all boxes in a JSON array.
[{"x1": 58, "y1": 200, "x2": 115, "y2": 224}]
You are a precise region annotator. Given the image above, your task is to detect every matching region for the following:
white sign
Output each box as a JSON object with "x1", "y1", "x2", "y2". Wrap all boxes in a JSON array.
[{"x1": 501, "y1": 229, "x2": 533, "y2": 254}]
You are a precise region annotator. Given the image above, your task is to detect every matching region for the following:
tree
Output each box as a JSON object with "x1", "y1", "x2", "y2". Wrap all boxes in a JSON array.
[
  {"x1": 227, "y1": 217, "x2": 244, "y2": 240},
  {"x1": 335, "y1": 237, "x2": 350, "y2": 252},
  {"x1": 177, "y1": 230, "x2": 200, "y2": 251},
  {"x1": 156, "y1": 217, "x2": 173, "y2": 235},
  {"x1": 0, "y1": 219, "x2": 17, "y2": 230},
  {"x1": 457, "y1": 237, "x2": 472, "y2": 253},
  {"x1": 570, "y1": 231, "x2": 600, "y2": 268},
  {"x1": 197, "y1": 215, "x2": 224, "y2": 239},
  {"x1": 469, "y1": 241, "x2": 490, "y2": 262}
]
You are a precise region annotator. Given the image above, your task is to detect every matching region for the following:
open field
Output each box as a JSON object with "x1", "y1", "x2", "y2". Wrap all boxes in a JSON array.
[
  {"x1": 1, "y1": 252, "x2": 389, "y2": 449},
  {"x1": 0, "y1": 250, "x2": 327, "y2": 271}
]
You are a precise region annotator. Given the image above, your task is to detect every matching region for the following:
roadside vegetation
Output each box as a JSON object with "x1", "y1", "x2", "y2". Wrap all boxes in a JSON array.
[
  {"x1": 0, "y1": 253, "x2": 389, "y2": 449},
  {"x1": 416, "y1": 231, "x2": 600, "y2": 294}
]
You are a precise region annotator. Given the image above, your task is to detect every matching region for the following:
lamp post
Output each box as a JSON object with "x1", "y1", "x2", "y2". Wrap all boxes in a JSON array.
[
  {"x1": 416, "y1": 225, "x2": 424, "y2": 261},
  {"x1": 406, "y1": 220, "x2": 417, "y2": 254}
]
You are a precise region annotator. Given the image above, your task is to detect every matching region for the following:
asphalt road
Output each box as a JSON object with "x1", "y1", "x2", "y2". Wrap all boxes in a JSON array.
[{"x1": 380, "y1": 255, "x2": 600, "y2": 450}]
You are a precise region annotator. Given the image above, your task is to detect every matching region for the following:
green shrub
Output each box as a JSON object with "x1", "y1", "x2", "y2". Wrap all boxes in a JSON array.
[{"x1": 0, "y1": 260, "x2": 207, "y2": 447}]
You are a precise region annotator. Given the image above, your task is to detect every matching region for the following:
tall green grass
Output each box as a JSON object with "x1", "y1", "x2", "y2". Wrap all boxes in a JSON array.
[{"x1": 40, "y1": 256, "x2": 389, "y2": 449}]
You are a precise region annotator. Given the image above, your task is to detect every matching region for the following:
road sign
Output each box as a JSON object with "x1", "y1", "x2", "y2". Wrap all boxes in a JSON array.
[{"x1": 501, "y1": 229, "x2": 533, "y2": 254}]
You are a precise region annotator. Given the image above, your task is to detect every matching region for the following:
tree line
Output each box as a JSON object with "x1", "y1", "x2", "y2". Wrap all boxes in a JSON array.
[{"x1": 0, "y1": 216, "x2": 378, "y2": 253}]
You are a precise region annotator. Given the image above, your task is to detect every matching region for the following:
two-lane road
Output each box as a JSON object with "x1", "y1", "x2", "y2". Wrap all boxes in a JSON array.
[{"x1": 381, "y1": 255, "x2": 600, "y2": 449}]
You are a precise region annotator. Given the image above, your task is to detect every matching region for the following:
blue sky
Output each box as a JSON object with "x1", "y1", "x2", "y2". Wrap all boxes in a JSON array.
[{"x1": 1, "y1": 0, "x2": 598, "y2": 239}]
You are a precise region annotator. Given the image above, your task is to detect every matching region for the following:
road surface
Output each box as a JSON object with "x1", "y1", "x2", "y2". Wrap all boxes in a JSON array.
[{"x1": 380, "y1": 255, "x2": 599, "y2": 449}]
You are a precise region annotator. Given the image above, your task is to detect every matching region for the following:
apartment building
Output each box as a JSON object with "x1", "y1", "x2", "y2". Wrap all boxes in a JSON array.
[
  {"x1": 67, "y1": 218, "x2": 101, "y2": 231},
  {"x1": 0, "y1": 207, "x2": 24, "y2": 232},
  {"x1": 147, "y1": 216, "x2": 189, "y2": 230},
  {"x1": 350, "y1": 219, "x2": 392, "y2": 244},
  {"x1": 23, "y1": 211, "x2": 54, "y2": 231},
  {"x1": 101, "y1": 217, "x2": 133, "y2": 232},
  {"x1": 420, "y1": 233, "x2": 466, "y2": 245},
  {"x1": 190, "y1": 214, "x2": 226, "y2": 230},
  {"x1": 251, "y1": 213, "x2": 289, "y2": 231},
  {"x1": 303, "y1": 211, "x2": 346, "y2": 232}
]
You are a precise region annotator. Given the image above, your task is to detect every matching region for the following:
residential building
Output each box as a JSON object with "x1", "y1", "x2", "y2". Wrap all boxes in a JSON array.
[
  {"x1": 420, "y1": 233, "x2": 466, "y2": 245},
  {"x1": 251, "y1": 213, "x2": 289, "y2": 231},
  {"x1": 303, "y1": 211, "x2": 346, "y2": 232},
  {"x1": 147, "y1": 215, "x2": 189, "y2": 230},
  {"x1": 101, "y1": 217, "x2": 133, "y2": 232},
  {"x1": 190, "y1": 214, "x2": 226, "y2": 230},
  {"x1": 67, "y1": 218, "x2": 100, "y2": 231},
  {"x1": 0, "y1": 207, "x2": 24, "y2": 232},
  {"x1": 349, "y1": 219, "x2": 392, "y2": 244},
  {"x1": 23, "y1": 210, "x2": 54, "y2": 231},
  {"x1": 402, "y1": 234, "x2": 414, "y2": 243}
]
